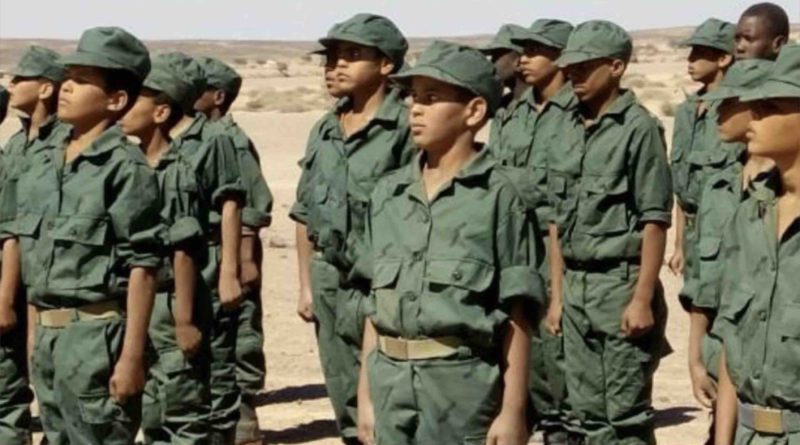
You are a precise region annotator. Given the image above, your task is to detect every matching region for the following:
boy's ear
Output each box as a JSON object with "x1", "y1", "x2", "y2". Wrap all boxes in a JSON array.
[
  {"x1": 771, "y1": 35, "x2": 787, "y2": 55},
  {"x1": 465, "y1": 96, "x2": 489, "y2": 128},
  {"x1": 153, "y1": 103, "x2": 172, "y2": 125},
  {"x1": 380, "y1": 58, "x2": 396, "y2": 76},
  {"x1": 610, "y1": 59, "x2": 627, "y2": 79},
  {"x1": 106, "y1": 90, "x2": 130, "y2": 114},
  {"x1": 213, "y1": 89, "x2": 226, "y2": 107},
  {"x1": 719, "y1": 53, "x2": 735, "y2": 69},
  {"x1": 38, "y1": 81, "x2": 55, "y2": 101}
]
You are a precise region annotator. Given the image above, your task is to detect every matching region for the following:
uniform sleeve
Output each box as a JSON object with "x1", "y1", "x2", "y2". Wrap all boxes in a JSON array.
[
  {"x1": 201, "y1": 134, "x2": 245, "y2": 210},
  {"x1": 161, "y1": 162, "x2": 203, "y2": 247},
  {"x1": 109, "y1": 160, "x2": 162, "y2": 269},
  {"x1": 495, "y1": 184, "x2": 547, "y2": 308},
  {"x1": 629, "y1": 117, "x2": 673, "y2": 226},
  {"x1": 238, "y1": 140, "x2": 273, "y2": 229},
  {"x1": 0, "y1": 153, "x2": 12, "y2": 241},
  {"x1": 289, "y1": 124, "x2": 322, "y2": 225}
]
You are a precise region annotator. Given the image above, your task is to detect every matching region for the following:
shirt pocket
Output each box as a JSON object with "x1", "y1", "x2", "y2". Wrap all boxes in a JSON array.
[
  {"x1": 49, "y1": 215, "x2": 111, "y2": 290},
  {"x1": 371, "y1": 259, "x2": 403, "y2": 330},
  {"x1": 718, "y1": 287, "x2": 756, "y2": 382},
  {"x1": 695, "y1": 236, "x2": 723, "y2": 309},
  {"x1": 426, "y1": 258, "x2": 495, "y2": 293},
  {"x1": 577, "y1": 176, "x2": 629, "y2": 236},
  {"x1": 776, "y1": 305, "x2": 800, "y2": 398}
]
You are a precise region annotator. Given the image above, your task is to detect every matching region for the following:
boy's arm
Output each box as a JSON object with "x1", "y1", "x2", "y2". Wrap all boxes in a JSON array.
[
  {"x1": 0, "y1": 238, "x2": 21, "y2": 334},
  {"x1": 715, "y1": 348, "x2": 737, "y2": 445},
  {"x1": 295, "y1": 223, "x2": 315, "y2": 322},
  {"x1": 219, "y1": 199, "x2": 243, "y2": 310},
  {"x1": 545, "y1": 223, "x2": 564, "y2": 335},
  {"x1": 357, "y1": 317, "x2": 379, "y2": 445},
  {"x1": 239, "y1": 231, "x2": 260, "y2": 289},
  {"x1": 688, "y1": 308, "x2": 716, "y2": 407},
  {"x1": 173, "y1": 248, "x2": 201, "y2": 357},
  {"x1": 621, "y1": 222, "x2": 666, "y2": 337},
  {"x1": 110, "y1": 266, "x2": 156, "y2": 403},
  {"x1": 669, "y1": 206, "x2": 686, "y2": 275}
]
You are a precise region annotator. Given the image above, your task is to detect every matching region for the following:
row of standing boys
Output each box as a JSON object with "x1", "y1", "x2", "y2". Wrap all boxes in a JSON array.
[
  {"x1": 290, "y1": 4, "x2": 799, "y2": 445},
  {"x1": 0, "y1": 30, "x2": 273, "y2": 445}
]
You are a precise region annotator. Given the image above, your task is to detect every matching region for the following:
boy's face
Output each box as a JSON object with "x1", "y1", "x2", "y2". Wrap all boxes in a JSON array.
[
  {"x1": 687, "y1": 46, "x2": 728, "y2": 83},
  {"x1": 408, "y1": 76, "x2": 478, "y2": 151},
  {"x1": 9, "y1": 76, "x2": 46, "y2": 112},
  {"x1": 735, "y1": 15, "x2": 780, "y2": 60},
  {"x1": 322, "y1": 57, "x2": 344, "y2": 98},
  {"x1": 747, "y1": 98, "x2": 800, "y2": 158},
  {"x1": 119, "y1": 89, "x2": 164, "y2": 139},
  {"x1": 488, "y1": 49, "x2": 520, "y2": 85},
  {"x1": 519, "y1": 43, "x2": 561, "y2": 87},
  {"x1": 325, "y1": 41, "x2": 391, "y2": 95},
  {"x1": 58, "y1": 66, "x2": 117, "y2": 125},
  {"x1": 194, "y1": 89, "x2": 218, "y2": 115},
  {"x1": 717, "y1": 98, "x2": 753, "y2": 143},
  {"x1": 566, "y1": 58, "x2": 622, "y2": 103}
]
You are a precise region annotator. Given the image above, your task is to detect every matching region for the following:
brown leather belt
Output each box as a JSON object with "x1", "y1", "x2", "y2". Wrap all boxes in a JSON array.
[
  {"x1": 37, "y1": 300, "x2": 122, "y2": 328},
  {"x1": 739, "y1": 401, "x2": 800, "y2": 434},
  {"x1": 378, "y1": 336, "x2": 462, "y2": 360}
]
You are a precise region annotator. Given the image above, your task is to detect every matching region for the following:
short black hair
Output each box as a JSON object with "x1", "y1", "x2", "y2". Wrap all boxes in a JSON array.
[
  {"x1": 0, "y1": 88, "x2": 9, "y2": 125},
  {"x1": 150, "y1": 90, "x2": 186, "y2": 129},
  {"x1": 99, "y1": 68, "x2": 144, "y2": 115},
  {"x1": 220, "y1": 78, "x2": 243, "y2": 115},
  {"x1": 742, "y1": 2, "x2": 790, "y2": 40}
]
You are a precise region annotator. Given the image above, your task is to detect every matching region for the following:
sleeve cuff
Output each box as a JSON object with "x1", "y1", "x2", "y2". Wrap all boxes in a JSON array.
[
  {"x1": 289, "y1": 202, "x2": 308, "y2": 225},
  {"x1": 640, "y1": 211, "x2": 672, "y2": 227},
  {"x1": 211, "y1": 182, "x2": 245, "y2": 209},
  {"x1": 498, "y1": 265, "x2": 547, "y2": 306},
  {"x1": 168, "y1": 216, "x2": 204, "y2": 245},
  {"x1": 242, "y1": 207, "x2": 272, "y2": 228}
]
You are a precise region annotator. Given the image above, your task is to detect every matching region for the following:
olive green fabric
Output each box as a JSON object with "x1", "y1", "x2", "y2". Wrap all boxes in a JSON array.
[
  {"x1": 733, "y1": 420, "x2": 800, "y2": 445},
  {"x1": 170, "y1": 114, "x2": 246, "y2": 436},
  {"x1": 197, "y1": 57, "x2": 242, "y2": 98},
  {"x1": 548, "y1": 90, "x2": 673, "y2": 262},
  {"x1": 290, "y1": 86, "x2": 413, "y2": 439},
  {"x1": 319, "y1": 13, "x2": 408, "y2": 69},
  {"x1": 367, "y1": 148, "x2": 546, "y2": 346},
  {"x1": 741, "y1": 43, "x2": 800, "y2": 101},
  {"x1": 712, "y1": 191, "x2": 800, "y2": 413},
  {"x1": 557, "y1": 20, "x2": 633, "y2": 67},
  {"x1": 529, "y1": 321, "x2": 570, "y2": 437},
  {"x1": 704, "y1": 59, "x2": 775, "y2": 101},
  {"x1": 33, "y1": 318, "x2": 142, "y2": 445},
  {"x1": 480, "y1": 23, "x2": 525, "y2": 54},
  {"x1": 510, "y1": 19, "x2": 574, "y2": 50},
  {"x1": 144, "y1": 52, "x2": 207, "y2": 111},
  {"x1": 681, "y1": 18, "x2": 736, "y2": 54},
  {"x1": 391, "y1": 40, "x2": 504, "y2": 114},
  {"x1": 60, "y1": 26, "x2": 150, "y2": 79},
  {"x1": 562, "y1": 266, "x2": 669, "y2": 445},
  {"x1": 0, "y1": 288, "x2": 32, "y2": 445},
  {"x1": 10, "y1": 45, "x2": 65, "y2": 81}
]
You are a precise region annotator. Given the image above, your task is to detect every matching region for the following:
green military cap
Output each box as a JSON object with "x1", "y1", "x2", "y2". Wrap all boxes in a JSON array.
[
  {"x1": 319, "y1": 13, "x2": 408, "y2": 69},
  {"x1": 704, "y1": 59, "x2": 774, "y2": 101},
  {"x1": 11, "y1": 45, "x2": 65, "y2": 82},
  {"x1": 681, "y1": 18, "x2": 736, "y2": 54},
  {"x1": 143, "y1": 52, "x2": 206, "y2": 109},
  {"x1": 741, "y1": 44, "x2": 800, "y2": 101},
  {"x1": 557, "y1": 20, "x2": 633, "y2": 67},
  {"x1": 60, "y1": 26, "x2": 150, "y2": 80},
  {"x1": 391, "y1": 40, "x2": 503, "y2": 114},
  {"x1": 196, "y1": 56, "x2": 241, "y2": 96},
  {"x1": 480, "y1": 24, "x2": 526, "y2": 54},
  {"x1": 510, "y1": 19, "x2": 574, "y2": 50}
]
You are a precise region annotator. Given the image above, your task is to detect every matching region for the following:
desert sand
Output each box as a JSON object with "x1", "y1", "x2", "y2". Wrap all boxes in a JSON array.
[{"x1": 1, "y1": 26, "x2": 798, "y2": 445}]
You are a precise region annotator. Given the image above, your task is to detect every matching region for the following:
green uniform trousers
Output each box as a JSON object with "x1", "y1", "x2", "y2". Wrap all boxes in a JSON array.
[
  {"x1": 209, "y1": 292, "x2": 241, "y2": 440},
  {"x1": 562, "y1": 263, "x2": 669, "y2": 445},
  {"x1": 0, "y1": 296, "x2": 32, "y2": 445},
  {"x1": 234, "y1": 288, "x2": 265, "y2": 444},
  {"x1": 32, "y1": 315, "x2": 141, "y2": 445},
  {"x1": 679, "y1": 214, "x2": 698, "y2": 310},
  {"x1": 142, "y1": 292, "x2": 212, "y2": 445},
  {"x1": 310, "y1": 257, "x2": 365, "y2": 439},
  {"x1": 367, "y1": 349, "x2": 502, "y2": 445}
]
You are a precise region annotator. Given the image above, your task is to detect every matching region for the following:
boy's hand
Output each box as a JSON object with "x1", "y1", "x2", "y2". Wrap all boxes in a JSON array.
[
  {"x1": 690, "y1": 362, "x2": 718, "y2": 408},
  {"x1": 0, "y1": 303, "x2": 17, "y2": 334},
  {"x1": 668, "y1": 248, "x2": 684, "y2": 276},
  {"x1": 357, "y1": 392, "x2": 376, "y2": 445},
  {"x1": 544, "y1": 300, "x2": 563, "y2": 336},
  {"x1": 486, "y1": 408, "x2": 528, "y2": 445},
  {"x1": 175, "y1": 322, "x2": 202, "y2": 358},
  {"x1": 240, "y1": 259, "x2": 260, "y2": 290},
  {"x1": 218, "y1": 272, "x2": 243, "y2": 311},
  {"x1": 297, "y1": 286, "x2": 315, "y2": 322},
  {"x1": 109, "y1": 356, "x2": 145, "y2": 404},
  {"x1": 620, "y1": 297, "x2": 654, "y2": 338}
]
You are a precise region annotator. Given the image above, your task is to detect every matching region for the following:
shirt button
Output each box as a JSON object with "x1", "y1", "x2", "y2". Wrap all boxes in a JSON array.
[
  {"x1": 753, "y1": 371, "x2": 762, "y2": 380},
  {"x1": 759, "y1": 311, "x2": 767, "y2": 321},
  {"x1": 413, "y1": 251, "x2": 424, "y2": 261},
  {"x1": 452, "y1": 270, "x2": 463, "y2": 281},
  {"x1": 403, "y1": 292, "x2": 417, "y2": 301},
  {"x1": 420, "y1": 213, "x2": 430, "y2": 223}
]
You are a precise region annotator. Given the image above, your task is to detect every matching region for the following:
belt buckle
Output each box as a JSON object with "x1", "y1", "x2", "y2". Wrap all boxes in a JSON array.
[
  {"x1": 753, "y1": 407, "x2": 784, "y2": 435},
  {"x1": 383, "y1": 337, "x2": 409, "y2": 360}
]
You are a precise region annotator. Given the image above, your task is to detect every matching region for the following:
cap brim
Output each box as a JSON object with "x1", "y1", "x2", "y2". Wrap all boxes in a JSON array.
[
  {"x1": 9, "y1": 68, "x2": 43, "y2": 78},
  {"x1": 59, "y1": 52, "x2": 136, "y2": 74},
  {"x1": 391, "y1": 65, "x2": 475, "y2": 95},
  {"x1": 740, "y1": 80, "x2": 800, "y2": 102},
  {"x1": 556, "y1": 51, "x2": 605, "y2": 68},
  {"x1": 510, "y1": 33, "x2": 562, "y2": 50},
  {"x1": 478, "y1": 43, "x2": 519, "y2": 54},
  {"x1": 681, "y1": 38, "x2": 732, "y2": 54},
  {"x1": 319, "y1": 34, "x2": 377, "y2": 51}
]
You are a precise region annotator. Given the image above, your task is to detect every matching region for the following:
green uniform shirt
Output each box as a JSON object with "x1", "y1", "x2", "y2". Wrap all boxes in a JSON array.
[
  {"x1": 714, "y1": 189, "x2": 800, "y2": 410},
  {"x1": 488, "y1": 92, "x2": 531, "y2": 164},
  {"x1": 10, "y1": 126, "x2": 161, "y2": 308},
  {"x1": 290, "y1": 88, "x2": 414, "y2": 275},
  {"x1": 170, "y1": 114, "x2": 245, "y2": 288},
  {"x1": 367, "y1": 148, "x2": 546, "y2": 350},
  {"x1": 671, "y1": 94, "x2": 744, "y2": 215},
  {"x1": 213, "y1": 115, "x2": 273, "y2": 229},
  {"x1": 548, "y1": 90, "x2": 673, "y2": 262}
]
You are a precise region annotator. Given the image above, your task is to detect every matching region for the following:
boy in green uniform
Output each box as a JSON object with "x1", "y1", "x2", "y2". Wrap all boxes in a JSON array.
[
  {"x1": 119, "y1": 52, "x2": 211, "y2": 445},
  {"x1": 668, "y1": 19, "x2": 737, "y2": 309},
  {"x1": 290, "y1": 13, "x2": 413, "y2": 443},
  {"x1": 686, "y1": 59, "x2": 776, "y2": 445},
  {"x1": 546, "y1": 21, "x2": 673, "y2": 445},
  {"x1": 734, "y1": 2, "x2": 790, "y2": 60},
  {"x1": 356, "y1": 40, "x2": 544, "y2": 445},
  {"x1": 4, "y1": 26, "x2": 162, "y2": 444},
  {"x1": 713, "y1": 44, "x2": 800, "y2": 445},
  {"x1": 168, "y1": 57, "x2": 246, "y2": 445},
  {"x1": 0, "y1": 45, "x2": 66, "y2": 445},
  {"x1": 506, "y1": 19, "x2": 576, "y2": 445},
  {"x1": 195, "y1": 56, "x2": 273, "y2": 445}
]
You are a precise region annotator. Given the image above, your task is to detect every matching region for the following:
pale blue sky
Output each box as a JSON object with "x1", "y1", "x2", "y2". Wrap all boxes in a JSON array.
[{"x1": 0, "y1": 0, "x2": 797, "y2": 40}]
